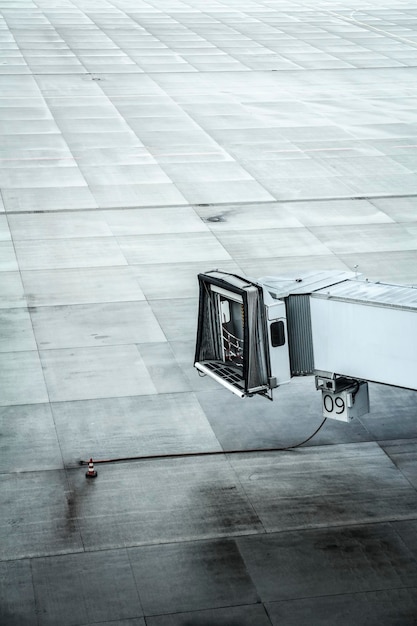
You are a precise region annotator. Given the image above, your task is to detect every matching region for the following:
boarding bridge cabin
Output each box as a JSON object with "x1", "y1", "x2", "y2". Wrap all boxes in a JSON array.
[{"x1": 194, "y1": 270, "x2": 417, "y2": 422}]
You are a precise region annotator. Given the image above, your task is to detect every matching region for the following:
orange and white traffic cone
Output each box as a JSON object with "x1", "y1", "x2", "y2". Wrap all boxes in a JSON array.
[{"x1": 85, "y1": 458, "x2": 97, "y2": 478}]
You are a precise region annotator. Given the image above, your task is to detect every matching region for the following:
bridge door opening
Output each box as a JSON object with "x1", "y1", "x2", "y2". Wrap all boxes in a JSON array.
[
  {"x1": 194, "y1": 271, "x2": 271, "y2": 398},
  {"x1": 219, "y1": 295, "x2": 245, "y2": 367}
]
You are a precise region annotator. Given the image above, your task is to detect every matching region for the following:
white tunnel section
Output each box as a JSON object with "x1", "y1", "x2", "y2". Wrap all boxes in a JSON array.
[{"x1": 310, "y1": 287, "x2": 417, "y2": 391}]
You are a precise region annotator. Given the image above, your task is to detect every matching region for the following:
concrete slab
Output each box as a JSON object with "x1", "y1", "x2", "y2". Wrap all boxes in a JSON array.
[
  {"x1": 118, "y1": 232, "x2": 231, "y2": 265},
  {"x1": 56, "y1": 117, "x2": 136, "y2": 135},
  {"x1": 14, "y1": 237, "x2": 128, "y2": 270},
  {"x1": 284, "y1": 198, "x2": 394, "y2": 227},
  {"x1": 195, "y1": 202, "x2": 304, "y2": 230},
  {"x1": 153, "y1": 147, "x2": 234, "y2": 172},
  {"x1": 31, "y1": 550, "x2": 143, "y2": 626},
  {"x1": 237, "y1": 524, "x2": 417, "y2": 602},
  {"x1": 0, "y1": 218, "x2": 11, "y2": 242},
  {"x1": 149, "y1": 298, "x2": 198, "y2": 342},
  {"x1": 138, "y1": 342, "x2": 193, "y2": 394},
  {"x1": 318, "y1": 155, "x2": 411, "y2": 177},
  {"x1": 241, "y1": 158, "x2": 332, "y2": 180},
  {"x1": 161, "y1": 161, "x2": 254, "y2": 182},
  {"x1": 0, "y1": 133, "x2": 69, "y2": 154},
  {"x1": 131, "y1": 260, "x2": 240, "y2": 300},
  {"x1": 0, "y1": 272, "x2": 27, "y2": 308},
  {"x1": 0, "y1": 119, "x2": 60, "y2": 135},
  {"x1": 392, "y1": 520, "x2": 417, "y2": 561},
  {"x1": 72, "y1": 146, "x2": 156, "y2": 166},
  {"x1": 380, "y1": 439, "x2": 417, "y2": 489},
  {"x1": 310, "y1": 223, "x2": 417, "y2": 255},
  {"x1": 66, "y1": 458, "x2": 262, "y2": 550},
  {"x1": 0, "y1": 153, "x2": 76, "y2": 169},
  {"x1": 137, "y1": 130, "x2": 220, "y2": 149},
  {"x1": 229, "y1": 443, "x2": 417, "y2": 531},
  {"x1": 257, "y1": 175, "x2": 355, "y2": 201},
  {"x1": 338, "y1": 250, "x2": 417, "y2": 284},
  {"x1": 128, "y1": 116, "x2": 203, "y2": 133},
  {"x1": 111, "y1": 103, "x2": 186, "y2": 118},
  {"x1": 8, "y1": 211, "x2": 114, "y2": 240},
  {"x1": 103, "y1": 206, "x2": 207, "y2": 236},
  {"x1": 128, "y1": 539, "x2": 259, "y2": 616},
  {"x1": 91, "y1": 182, "x2": 188, "y2": 208},
  {"x1": 80, "y1": 163, "x2": 171, "y2": 186},
  {"x1": 370, "y1": 196, "x2": 417, "y2": 222},
  {"x1": 295, "y1": 139, "x2": 382, "y2": 158},
  {"x1": 174, "y1": 179, "x2": 275, "y2": 204},
  {"x1": 266, "y1": 588, "x2": 417, "y2": 626},
  {"x1": 52, "y1": 392, "x2": 219, "y2": 464},
  {"x1": 0, "y1": 102, "x2": 52, "y2": 120},
  {"x1": 2, "y1": 186, "x2": 98, "y2": 211},
  {"x1": 214, "y1": 228, "x2": 332, "y2": 260},
  {"x1": 0, "y1": 560, "x2": 36, "y2": 626},
  {"x1": 0, "y1": 470, "x2": 84, "y2": 560},
  {"x1": 31, "y1": 301, "x2": 166, "y2": 349},
  {"x1": 0, "y1": 403, "x2": 63, "y2": 472},
  {"x1": 40, "y1": 345, "x2": 158, "y2": 402},
  {"x1": 0, "y1": 241, "x2": 18, "y2": 271},
  {"x1": 0, "y1": 308, "x2": 37, "y2": 352},
  {"x1": 392, "y1": 155, "x2": 417, "y2": 172},
  {"x1": 0, "y1": 166, "x2": 87, "y2": 196},
  {"x1": 359, "y1": 384, "x2": 417, "y2": 440},
  {"x1": 21, "y1": 266, "x2": 146, "y2": 307},
  {"x1": 345, "y1": 173, "x2": 417, "y2": 196},
  {"x1": 0, "y1": 350, "x2": 48, "y2": 406},
  {"x1": 62, "y1": 131, "x2": 143, "y2": 151}
]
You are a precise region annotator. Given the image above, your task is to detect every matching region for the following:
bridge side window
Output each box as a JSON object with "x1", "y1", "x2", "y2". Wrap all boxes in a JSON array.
[{"x1": 271, "y1": 320, "x2": 285, "y2": 347}]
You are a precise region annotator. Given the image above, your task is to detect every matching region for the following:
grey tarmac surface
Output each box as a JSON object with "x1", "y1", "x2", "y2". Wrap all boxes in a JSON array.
[{"x1": 1, "y1": 0, "x2": 417, "y2": 624}]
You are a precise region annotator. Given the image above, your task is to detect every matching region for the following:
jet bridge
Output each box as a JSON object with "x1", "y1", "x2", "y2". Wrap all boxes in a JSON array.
[{"x1": 194, "y1": 269, "x2": 417, "y2": 421}]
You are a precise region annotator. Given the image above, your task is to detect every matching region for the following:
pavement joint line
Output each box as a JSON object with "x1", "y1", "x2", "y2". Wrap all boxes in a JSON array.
[
  {"x1": 3, "y1": 64, "x2": 417, "y2": 80},
  {"x1": 9, "y1": 145, "x2": 417, "y2": 160},
  {"x1": 3, "y1": 192, "x2": 417, "y2": 216},
  {"x1": 0, "y1": 151, "x2": 228, "y2": 161},
  {"x1": 7, "y1": 145, "x2": 415, "y2": 162}
]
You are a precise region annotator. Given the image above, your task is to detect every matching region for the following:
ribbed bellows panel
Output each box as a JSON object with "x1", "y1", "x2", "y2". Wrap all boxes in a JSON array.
[{"x1": 286, "y1": 295, "x2": 315, "y2": 376}]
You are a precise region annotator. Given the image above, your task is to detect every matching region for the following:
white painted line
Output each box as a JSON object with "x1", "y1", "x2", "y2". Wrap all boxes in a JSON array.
[
  {"x1": 148, "y1": 151, "x2": 225, "y2": 156},
  {"x1": 265, "y1": 149, "x2": 302, "y2": 154},
  {"x1": 0, "y1": 156, "x2": 76, "y2": 162},
  {"x1": 305, "y1": 147, "x2": 355, "y2": 153},
  {"x1": 265, "y1": 147, "x2": 355, "y2": 154}
]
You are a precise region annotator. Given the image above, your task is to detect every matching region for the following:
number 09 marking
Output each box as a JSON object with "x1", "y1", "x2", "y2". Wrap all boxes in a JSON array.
[{"x1": 323, "y1": 394, "x2": 345, "y2": 415}]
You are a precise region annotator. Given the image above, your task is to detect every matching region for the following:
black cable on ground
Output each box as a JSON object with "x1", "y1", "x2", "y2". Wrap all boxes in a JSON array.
[{"x1": 79, "y1": 418, "x2": 327, "y2": 466}]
